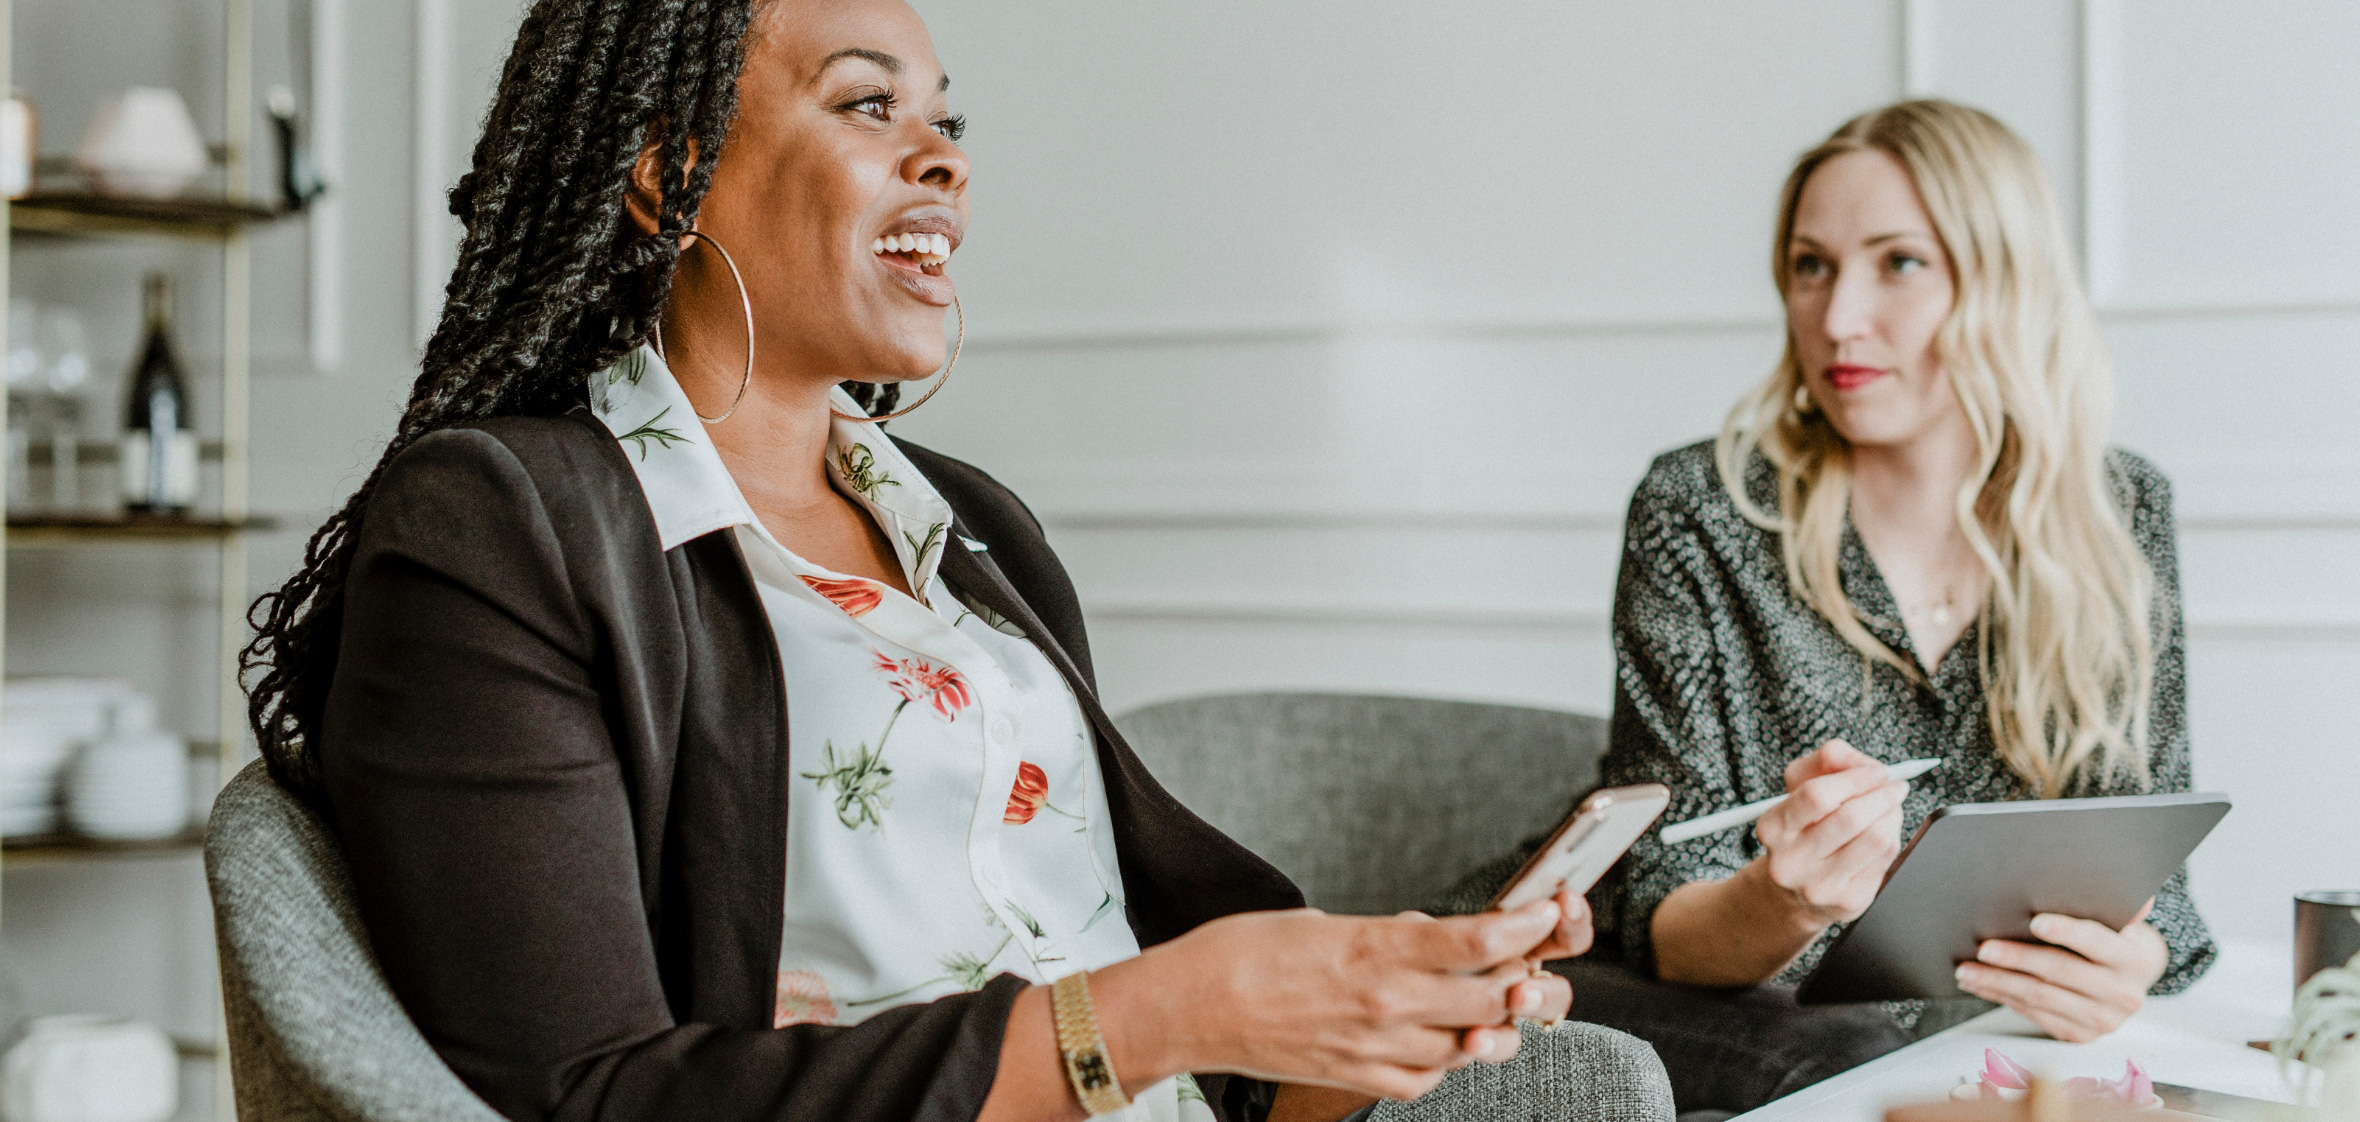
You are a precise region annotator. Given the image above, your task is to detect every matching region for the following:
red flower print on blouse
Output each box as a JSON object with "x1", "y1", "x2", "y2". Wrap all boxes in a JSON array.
[
  {"x1": 773, "y1": 969, "x2": 839, "y2": 1027},
  {"x1": 801, "y1": 575, "x2": 883, "y2": 617},
  {"x1": 871, "y1": 650, "x2": 973, "y2": 721},
  {"x1": 1004, "y1": 761, "x2": 1050, "y2": 824}
]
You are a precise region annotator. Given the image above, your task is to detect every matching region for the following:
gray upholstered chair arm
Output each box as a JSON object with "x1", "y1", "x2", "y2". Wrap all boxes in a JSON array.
[
  {"x1": 1374, "y1": 1021, "x2": 1674, "y2": 1122},
  {"x1": 205, "y1": 761, "x2": 505, "y2": 1122}
]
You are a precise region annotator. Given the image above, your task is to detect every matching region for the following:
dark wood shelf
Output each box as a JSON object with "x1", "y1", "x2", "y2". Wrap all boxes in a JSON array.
[
  {"x1": 5, "y1": 514, "x2": 278, "y2": 547},
  {"x1": 9, "y1": 191, "x2": 286, "y2": 241},
  {"x1": 0, "y1": 827, "x2": 206, "y2": 865},
  {"x1": 24, "y1": 439, "x2": 232, "y2": 465}
]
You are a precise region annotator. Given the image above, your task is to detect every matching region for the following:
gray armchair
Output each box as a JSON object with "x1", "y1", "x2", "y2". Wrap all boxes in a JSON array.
[
  {"x1": 1118, "y1": 692, "x2": 1673, "y2": 1122},
  {"x1": 204, "y1": 760, "x2": 505, "y2": 1122},
  {"x1": 206, "y1": 693, "x2": 1666, "y2": 1122},
  {"x1": 1114, "y1": 691, "x2": 1608, "y2": 916}
]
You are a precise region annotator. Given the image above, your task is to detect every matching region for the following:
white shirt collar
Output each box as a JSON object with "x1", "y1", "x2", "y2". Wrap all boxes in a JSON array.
[{"x1": 588, "y1": 346, "x2": 957, "y2": 593}]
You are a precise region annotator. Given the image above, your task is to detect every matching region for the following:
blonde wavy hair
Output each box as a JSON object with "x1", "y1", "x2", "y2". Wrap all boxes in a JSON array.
[{"x1": 1715, "y1": 99, "x2": 2154, "y2": 797}]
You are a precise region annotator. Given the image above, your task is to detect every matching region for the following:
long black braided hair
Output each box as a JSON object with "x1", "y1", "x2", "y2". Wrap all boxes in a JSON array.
[{"x1": 243, "y1": 0, "x2": 894, "y2": 801}]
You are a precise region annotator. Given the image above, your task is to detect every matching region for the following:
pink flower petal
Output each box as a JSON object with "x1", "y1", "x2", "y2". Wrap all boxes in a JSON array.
[
  {"x1": 2116, "y1": 1059, "x2": 2155, "y2": 1105},
  {"x1": 1983, "y1": 1048, "x2": 2032, "y2": 1090}
]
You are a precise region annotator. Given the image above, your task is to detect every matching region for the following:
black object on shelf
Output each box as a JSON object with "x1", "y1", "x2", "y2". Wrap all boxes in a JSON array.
[{"x1": 123, "y1": 273, "x2": 199, "y2": 514}]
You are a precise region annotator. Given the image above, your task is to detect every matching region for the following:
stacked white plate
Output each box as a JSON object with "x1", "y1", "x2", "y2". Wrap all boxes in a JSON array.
[
  {"x1": 0, "y1": 721, "x2": 72, "y2": 838},
  {"x1": 2, "y1": 679, "x2": 132, "y2": 840}
]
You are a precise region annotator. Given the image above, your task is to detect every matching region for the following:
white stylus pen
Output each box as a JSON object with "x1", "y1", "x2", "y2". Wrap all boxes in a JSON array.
[{"x1": 1656, "y1": 757, "x2": 1945, "y2": 845}]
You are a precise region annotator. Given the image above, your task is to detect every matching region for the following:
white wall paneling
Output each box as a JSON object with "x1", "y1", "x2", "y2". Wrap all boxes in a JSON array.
[
  {"x1": 2105, "y1": 2, "x2": 2360, "y2": 314},
  {"x1": 406, "y1": 0, "x2": 519, "y2": 346},
  {"x1": 896, "y1": 0, "x2": 2360, "y2": 943},
  {"x1": 370, "y1": 0, "x2": 2360, "y2": 944}
]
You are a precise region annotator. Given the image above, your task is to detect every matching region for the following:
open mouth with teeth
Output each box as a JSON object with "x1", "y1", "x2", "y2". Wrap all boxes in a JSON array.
[{"x1": 872, "y1": 232, "x2": 952, "y2": 274}]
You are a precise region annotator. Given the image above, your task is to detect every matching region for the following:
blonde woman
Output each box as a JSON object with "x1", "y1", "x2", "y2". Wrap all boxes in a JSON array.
[{"x1": 1446, "y1": 100, "x2": 2214, "y2": 1116}]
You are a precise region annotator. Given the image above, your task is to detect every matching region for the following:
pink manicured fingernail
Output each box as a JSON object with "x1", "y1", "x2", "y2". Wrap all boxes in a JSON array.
[
  {"x1": 1976, "y1": 943, "x2": 2003, "y2": 964},
  {"x1": 1516, "y1": 987, "x2": 1543, "y2": 1013},
  {"x1": 2030, "y1": 915, "x2": 2058, "y2": 939}
]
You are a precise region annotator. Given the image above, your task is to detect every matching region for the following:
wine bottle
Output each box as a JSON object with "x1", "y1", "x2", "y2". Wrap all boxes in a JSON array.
[{"x1": 119, "y1": 274, "x2": 198, "y2": 514}]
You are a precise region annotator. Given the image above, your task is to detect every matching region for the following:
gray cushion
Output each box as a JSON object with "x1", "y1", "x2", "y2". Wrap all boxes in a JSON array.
[
  {"x1": 204, "y1": 760, "x2": 504, "y2": 1122},
  {"x1": 1376, "y1": 1021, "x2": 1673, "y2": 1122},
  {"x1": 1116, "y1": 693, "x2": 1608, "y2": 916}
]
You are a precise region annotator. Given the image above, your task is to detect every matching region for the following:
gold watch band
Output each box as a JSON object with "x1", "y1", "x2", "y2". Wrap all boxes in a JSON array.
[{"x1": 1050, "y1": 971, "x2": 1131, "y2": 1116}]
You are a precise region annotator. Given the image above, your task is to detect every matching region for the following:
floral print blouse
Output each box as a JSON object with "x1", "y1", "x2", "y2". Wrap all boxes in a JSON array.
[{"x1": 591, "y1": 348, "x2": 1209, "y2": 1122}]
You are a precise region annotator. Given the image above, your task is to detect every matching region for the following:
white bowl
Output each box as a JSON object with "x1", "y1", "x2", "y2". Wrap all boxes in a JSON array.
[
  {"x1": 71, "y1": 88, "x2": 208, "y2": 200},
  {"x1": 64, "y1": 806, "x2": 186, "y2": 840}
]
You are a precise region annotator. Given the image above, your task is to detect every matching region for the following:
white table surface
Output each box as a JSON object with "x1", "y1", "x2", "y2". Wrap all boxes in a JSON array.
[{"x1": 1733, "y1": 938, "x2": 2303, "y2": 1120}]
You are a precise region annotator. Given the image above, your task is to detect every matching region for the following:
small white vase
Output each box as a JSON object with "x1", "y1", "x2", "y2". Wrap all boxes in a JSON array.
[
  {"x1": 71, "y1": 88, "x2": 207, "y2": 200},
  {"x1": 0, "y1": 1015, "x2": 177, "y2": 1122},
  {"x1": 64, "y1": 696, "x2": 188, "y2": 842}
]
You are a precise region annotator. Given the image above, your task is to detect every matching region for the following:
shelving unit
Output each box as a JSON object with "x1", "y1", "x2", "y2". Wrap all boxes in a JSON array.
[
  {"x1": 10, "y1": 193, "x2": 281, "y2": 241},
  {"x1": 5, "y1": 515, "x2": 277, "y2": 547},
  {"x1": 2, "y1": 0, "x2": 282, "y2": 1116},
  {"x1": 0, "y1": 829, "x2": 208, "y2": 866}
]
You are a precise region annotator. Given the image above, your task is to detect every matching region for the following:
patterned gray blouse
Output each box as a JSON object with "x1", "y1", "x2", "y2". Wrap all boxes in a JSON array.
[{"x1": 1585, "y1": 440, "x2": 2214, "y2": 1002}]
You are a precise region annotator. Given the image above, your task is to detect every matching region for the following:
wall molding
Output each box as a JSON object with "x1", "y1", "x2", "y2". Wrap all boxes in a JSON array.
[
  {"x1": 1083, "y1": 601, "x2": 1605, "y2": 632},
  {"x1": 964, "y1": 301, "x2": 2359, "y2": 355},
  {"x1": 411, "y1": 0, "x2": 453, "y2": 350},
  {"x1": 1044, "y1": 510, "x2": 1628, "y2": 534},
  {"x1": 962, "y1": 311, "x2": 1779, "y2": 354},
  {"x1": 306, "y1": 0, "x2": 346, "y2": 372},
  {"x1": 2078, "y1": 0, "x2": 2124, "y2": 304},
  {"x1": 1045, "y1": 509, "x2": 2360, "y2": 534},
  {"x1": 1081, "y1": 597, "x2": 2360, "y2": 642},
  {"x1": 1899, "y1": 0, "x2": 1935, "y2": 97}
]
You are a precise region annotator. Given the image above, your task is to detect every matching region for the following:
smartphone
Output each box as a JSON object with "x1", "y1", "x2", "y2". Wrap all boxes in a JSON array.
[{"x1": 1487, "y1": 783, "x2": 1672, "y2": 912}]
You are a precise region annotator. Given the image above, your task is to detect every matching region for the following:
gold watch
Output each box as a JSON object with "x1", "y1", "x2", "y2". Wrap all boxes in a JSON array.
[{"x1": 1050, "y1": 971, "x2": 1131, "y2": 1116}]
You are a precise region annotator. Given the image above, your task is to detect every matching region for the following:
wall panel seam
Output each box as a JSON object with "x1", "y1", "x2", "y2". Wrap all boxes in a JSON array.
[
  {"x1": 1079, "y1": 601, "x2": 2360, "y2": 639},
  {"x1": 411, "y1": 0, "x2": 452, "y2": 348},
  {"x1": 961, "y1": 302, "x2": 2360, "y2": 354}
]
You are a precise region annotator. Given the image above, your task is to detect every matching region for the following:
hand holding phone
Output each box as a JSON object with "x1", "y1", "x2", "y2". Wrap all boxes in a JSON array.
[{"x1": 1488, "y1": 784, "x2": 1671, "y2": 913}]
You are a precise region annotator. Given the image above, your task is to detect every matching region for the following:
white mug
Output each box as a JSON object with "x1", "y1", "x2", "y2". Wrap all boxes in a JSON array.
[{"x1": 0, "y1": 1016, "x2": 177, "y2": 1122}]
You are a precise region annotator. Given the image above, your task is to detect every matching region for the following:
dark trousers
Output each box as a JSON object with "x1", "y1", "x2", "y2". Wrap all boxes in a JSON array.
[{"x1": 1551, "y1": 956, "x2": 1987, "y2": 1120}]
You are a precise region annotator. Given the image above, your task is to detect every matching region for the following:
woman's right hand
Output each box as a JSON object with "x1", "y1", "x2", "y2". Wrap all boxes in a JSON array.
[
  {"x1": 1098, "y1": 899, "x2": 1568, "y2": 1102},
  {"x1": 1748, "y1": 739, "x2": 1909, "y2": 929}
]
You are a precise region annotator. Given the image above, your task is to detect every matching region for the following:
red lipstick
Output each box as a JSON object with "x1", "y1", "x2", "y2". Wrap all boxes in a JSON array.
[{"x1": 1827, "y1": 364, "x2": 1888, "y2": 391}]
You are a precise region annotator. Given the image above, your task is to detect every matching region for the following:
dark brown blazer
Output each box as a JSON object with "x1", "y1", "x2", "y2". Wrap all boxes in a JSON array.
[{"x1": 317, "y1": 410, "x2": 1302, "y2": 1122}]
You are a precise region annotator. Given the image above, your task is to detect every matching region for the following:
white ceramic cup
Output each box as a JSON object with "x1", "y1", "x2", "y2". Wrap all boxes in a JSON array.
[
  {"x1": 71, "y1": 88, "x2": 207, "y2": 200},
  {"x1": 0, "y1": 1015, "x2": 178, "y2": 1122}
]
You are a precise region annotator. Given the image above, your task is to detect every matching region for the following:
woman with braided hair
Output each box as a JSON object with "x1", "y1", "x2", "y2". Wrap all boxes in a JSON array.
[{"x1": 239, "y1": 2, "x2": 1669, "y2": 1121}]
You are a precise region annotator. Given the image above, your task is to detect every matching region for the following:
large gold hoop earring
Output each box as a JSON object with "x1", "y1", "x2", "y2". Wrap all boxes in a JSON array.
[
  {"x1": 833, "y1": 294, "x2": 962, "y2": 424},
  {"x1": 650, "y1": 230, "x2": 755, "y2": 425}
]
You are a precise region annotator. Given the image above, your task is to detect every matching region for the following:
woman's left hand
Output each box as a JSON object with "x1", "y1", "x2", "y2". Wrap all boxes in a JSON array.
[{"x1": 1953, "y1": 899, "x2": 2168, "y2": 1043}]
